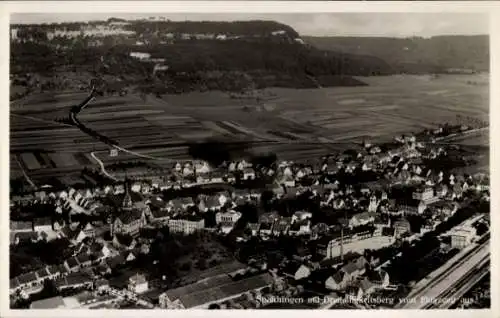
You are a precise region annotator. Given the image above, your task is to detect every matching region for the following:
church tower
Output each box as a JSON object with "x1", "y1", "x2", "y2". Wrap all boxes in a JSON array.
[{"x1": 122, "y1": 179, "x2": 132, "y2": 209}]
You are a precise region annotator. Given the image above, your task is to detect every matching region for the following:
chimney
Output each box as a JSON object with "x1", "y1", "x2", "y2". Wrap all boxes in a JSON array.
[{"x1": 340, "y1": 226, "x2": 344, "y2": 262}]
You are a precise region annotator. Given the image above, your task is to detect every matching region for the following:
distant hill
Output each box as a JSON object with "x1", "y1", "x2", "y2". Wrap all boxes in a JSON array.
[
  {"x1": 303, "y1": 35, "x2": 489, "y2": 73},
  {"x1": 124, "y1": 20, "x2": 301, "y2": 39},
  {"x1": 13, "y1": 20, "x2": 489, "y2": 96},
  {"x1": 11, "y1": 20, "x2": 396, "y2": 94}
]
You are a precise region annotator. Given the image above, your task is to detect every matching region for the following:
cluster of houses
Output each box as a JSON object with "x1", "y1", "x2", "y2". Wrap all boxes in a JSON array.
[
  {"x1": 280, "y1": 255, "x2": 390, "y2": 302},
  {"x1": 9, "y1": 127, "x2": 490, "y2": 308}
]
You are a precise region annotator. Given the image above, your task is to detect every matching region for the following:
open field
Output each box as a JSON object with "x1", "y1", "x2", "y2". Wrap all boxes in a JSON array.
[{"x1": 10, "y1": 74, "x2": 488, "y2": 186}]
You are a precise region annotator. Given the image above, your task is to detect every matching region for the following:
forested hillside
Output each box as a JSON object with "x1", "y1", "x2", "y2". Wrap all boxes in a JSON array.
[{"x1": 303, "y1": 35, "x2": 489, "y2": 73}]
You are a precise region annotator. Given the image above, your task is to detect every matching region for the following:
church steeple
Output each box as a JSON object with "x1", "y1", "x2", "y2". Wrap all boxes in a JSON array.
[{"x1": 122, "y1": 179, "x2": 132, "y2": 208}]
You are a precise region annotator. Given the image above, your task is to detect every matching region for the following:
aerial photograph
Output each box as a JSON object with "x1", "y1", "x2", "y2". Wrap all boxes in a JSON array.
[{"x1": 8, "y1": 12, "x2": 490, "y2": 310}]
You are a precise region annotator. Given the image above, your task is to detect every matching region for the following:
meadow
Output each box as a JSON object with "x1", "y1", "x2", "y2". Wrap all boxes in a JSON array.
[{"x1": 10, "y1": 74, "x2": 489, "y2": 187}]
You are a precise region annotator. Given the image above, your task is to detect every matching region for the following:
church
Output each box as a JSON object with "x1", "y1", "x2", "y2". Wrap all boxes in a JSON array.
[{"x1": 110, "y1": 181, "x2": 149, "y2": 237}]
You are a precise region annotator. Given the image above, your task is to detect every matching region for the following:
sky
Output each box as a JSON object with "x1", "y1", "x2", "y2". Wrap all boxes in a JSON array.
[{"x1": 11, "y1": 13, "x2": 489, "y2": 38}]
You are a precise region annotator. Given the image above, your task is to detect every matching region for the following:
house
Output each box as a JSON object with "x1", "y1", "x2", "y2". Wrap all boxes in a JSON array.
[
  {"x1": 113, "y1": 233, "x2": 137, "y2": 250},
  {"x1": 292, "y1": 211, "x2": 312, "y2": 223},
  {"x1": 64, "y1": 257, "x2": 81, "y2": 272},
  {"x1": 359, "y1": 277, "x2": 377, "y2": 295},
  {"x1": 54, "y1": 272, "x2": 93, "y2": 291},
  {"x1": 288, "y1": 220, "x2": 311, "y2": 236},
  {"x1": 420, "y1": 219, "x2": 436, "y2": 235},
  {"x1": 325, "y1": 270, "x2": 349, "y2": 291},
  {"x1": 33, "y1": 217, "x2": 53, "y2": 233},
  {"x1": 282, "y1": 263, "x2": 312, "y2": 281},
  {"x1": 340, "y1": 256, "x2": 368, "y2": 280},
  {"x1": 450, "y1": 184, "x2": 464, "y2": 200},
  {"x1": 435, "y1": 184, "x2": 449, "y2": 198},
  {"x1": 15, "y1": 272, "x2": 39, "y2": 292},
  {"x1": 46, "y1": 265, "x2": 62, "y2": 280},
  {"x1": 281, "y1": 175, "x2": 296, "y2": 188},
  {"x1": 345, "y1": 285, "x2": 364, "y2": 300},
  {"x1": 348, "y1": 212, "x2": 376, "y2": 228},
  {"x1": 169, "y1": 197, "x2": 195, "y2": 211},
  {"x1": 200, "y1": 195, "x2": 227, "y2": 212},
  {"x1": 128, "y1": 273, "x2": 148, "y2": 294},
  {"x1": 147, "y1": 197, "x2": 170, "y2": 222},
  {"x1": 13, "y1": 231, "x2": 40, "y2": 245},
  {"x1": 74, "y1": 229, "x2": 88, "y2": 244},
  {"x1": 36, "y1": 268, "x2": 51, "y2": 285},
  {"x1": 430, "y1": 201, "x2": 458, "y2": 218},
  {"x1": 367, "y1": 269, "x2": 390, "y2": 288},
  {"x1": 393, "y1": 218, "x2": 411, "y2": 237},
  {"x1": 247, "y1": 223, "x2": 260, "y2": 236},
  {"x1": 243, "y1": 168, "x2": 256, "y2": 180},
  {"x1": 76, "y1": 254, "x2": 92, "y2": 268},
  {"x1": 106, "y1": 254, "x2": 126, "y2": 270},
  {"x1": 149, "y1": 207, "x2": 170, "y2": 224},
  {"x1": 270, "y1": 221, "x2": 288, "y2": 237},
  {"x1": 10, "y1": 221, "x2": 33, "y2": 233},
  {"x1": 94, "y1": 278, "x2": 110, "y2": 291},
  {"x1": 125, "y1": 251, "x2": 137, "y2": 262},
  {"x1": 398, "y1": 199, "x2": 427, "y2": 215},
  {"x1": 95, "y1": 264, "x2": 112, "y2": 276},
  {"x1": 311, "y1": 223, "x2": 329, "y2": 239}
]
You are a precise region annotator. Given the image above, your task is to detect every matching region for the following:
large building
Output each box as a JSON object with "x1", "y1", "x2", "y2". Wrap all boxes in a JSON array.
[
  {"x1": 215, "y1": 210, "x2": 242, "y2": 225},
  {"x1": 450, "y1": 226, "x2": 477, "y2": 249},
  {"x1": 159, "y1": 273, "x2": 273, "y2": 309},
  {"x1": 168, "y1": 216, "x2": 205, "y2": 235},
  {"x1": 412, "y1": 187, "x2": 436, "y2": 203},
  {"x1": 398, "y1": 199, "x2": 427, "y2": 215},
  {"x1": 110, "y1": 183, "x2": 148, "y2": 237}
]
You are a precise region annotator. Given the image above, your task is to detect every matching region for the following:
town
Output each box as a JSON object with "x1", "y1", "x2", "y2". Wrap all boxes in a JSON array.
[
  {"x1": 8, "y1": 13, "x2": 490, "y2": 312},
  {"x1": 9, "y1": 122, "x2": 490, "y2": 309}
]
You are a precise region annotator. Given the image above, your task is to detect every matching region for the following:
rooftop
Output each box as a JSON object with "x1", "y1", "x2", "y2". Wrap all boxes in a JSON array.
[
  {"x1": 130, "y1": 273, "x2": 147, "y2": 284},
  {"x1": 165, "y1": 273, "x2": 273, "y2": 308}
]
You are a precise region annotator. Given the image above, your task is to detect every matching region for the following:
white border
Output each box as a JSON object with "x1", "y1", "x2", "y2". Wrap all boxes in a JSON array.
[{"x1": 1, "y1": 2, "x2": 499, "y2": 318}]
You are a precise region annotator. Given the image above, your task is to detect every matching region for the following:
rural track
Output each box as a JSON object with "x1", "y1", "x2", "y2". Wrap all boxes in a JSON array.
[
  {"x1": 15, "y1": 156, "x2": 37, "y2": 188},
  {"x1": 70, "y1": 86, "x2": 177, "y2": 162},
  {"x1": 90, "y1": 151, "x2": 118, "y2": 182}
]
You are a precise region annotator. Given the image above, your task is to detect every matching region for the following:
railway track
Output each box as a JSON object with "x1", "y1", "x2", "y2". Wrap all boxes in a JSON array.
[
  {"x1": 428, "y1": 259, "x2": 489, "y2": 309},
  {"x1": 398, "y1": 236, "x2": 489, "y2": 309}
]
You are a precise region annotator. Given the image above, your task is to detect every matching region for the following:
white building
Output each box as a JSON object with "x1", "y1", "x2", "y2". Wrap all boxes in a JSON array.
[
  {"x1": 129, "y1": 52, "x2": 151, "y2": 60},
  {"x1": 412, "y1": 187, "x2": 436, "y2": 203},
  {"x1": 128, "y1": 273, "x2": 148, "y2": 294},
  {"x1": 291, "y1": 211, "x2": 312, "y2": 224},
  {"x1": 450, "y1": 226, "x2": 477, "y2": 249},
  {"x1": 215, "y1": 210, "x2": 242, "y2": 224},
  {"x1": 168, "y1": 218, "x2": 205, "y2": 235}
]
